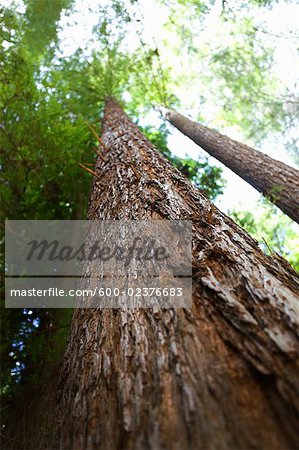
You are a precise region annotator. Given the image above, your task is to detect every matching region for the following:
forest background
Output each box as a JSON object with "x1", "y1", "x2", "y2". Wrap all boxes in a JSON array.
[{"x1": 1, "y1": 0, "x2": 298, "y2": 441}]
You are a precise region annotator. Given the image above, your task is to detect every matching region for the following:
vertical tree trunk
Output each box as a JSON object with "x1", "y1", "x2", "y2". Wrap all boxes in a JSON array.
[
  {"x1": 164, "y1": 108, "x2": 299, "y2": 224},
  {"x1": 55, "y1": 100, "x2": 299, "y2": 450}
]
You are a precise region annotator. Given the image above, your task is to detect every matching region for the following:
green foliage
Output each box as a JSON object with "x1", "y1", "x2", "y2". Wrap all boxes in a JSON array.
[
  {"x1": 1, "y1": 2, "x2": 83, "y2": 423},
  {"x1": 160, "y1": 0, "x2": 298, "y2": 163},
  {"x1": 230, "y1": 203, "x2": 299, "y2": 271},
  {"x1": 22, "y1": 0, "x2": 74, "y2": 57},
  {"x1": 210, "y1": 18, "x2": 285, "y2": 141},
  {"x1": 247, "y1": 0, "x2": 275, "y2": 6},
  {"x1": 0, "y1": 3, "x2": 92, "y2": 221},
  {"x1": 264, "y1": 184, "x2": 284, "y2": 205}
]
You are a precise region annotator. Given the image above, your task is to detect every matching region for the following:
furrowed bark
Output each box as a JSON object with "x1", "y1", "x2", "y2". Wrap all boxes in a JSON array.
[
  {"x1": 164, "y1": 108, "x2": 299, "y2": 224},
  {"x1": 55, "y1": 100, "x2": 299, "y2": 450}
]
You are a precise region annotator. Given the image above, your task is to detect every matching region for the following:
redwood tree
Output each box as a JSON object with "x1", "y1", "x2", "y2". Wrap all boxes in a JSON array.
[
  {"x1": 55, "y1": 100, "x2": 299, "y2": 450},
  {"x1": 164, "y1": 108, "x2": 299, "y2": 224}
]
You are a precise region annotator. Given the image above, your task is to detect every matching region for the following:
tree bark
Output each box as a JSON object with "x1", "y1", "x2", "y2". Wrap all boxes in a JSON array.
[
  {"x1": 164, "y1": 108, "x2": 299, "y2": 224},
  {"x1": 55, "y1": 100, "x2": 299, "y2": 450}
]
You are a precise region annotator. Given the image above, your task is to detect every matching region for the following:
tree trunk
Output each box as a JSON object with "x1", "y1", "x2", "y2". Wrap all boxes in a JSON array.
[
  {"x1": 164, "y1": 108, "x2": 299, "y2": 224},
  {"x1": 55, "y1": 100, "x2": 299, "y2": 450}
]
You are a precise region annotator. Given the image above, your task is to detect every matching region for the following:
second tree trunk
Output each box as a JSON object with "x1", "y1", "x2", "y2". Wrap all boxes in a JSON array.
[{"x1": 164, "y1": 108, "x2": 299, "y2": 223}]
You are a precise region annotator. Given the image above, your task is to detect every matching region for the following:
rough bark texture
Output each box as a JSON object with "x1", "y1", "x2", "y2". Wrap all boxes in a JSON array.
[
  {"x1": 55, "y1": 100, "x2": 299, "y2": 450},
  {"x1": 164, "y1": 108, "x2": 299, "y2": 224}
]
